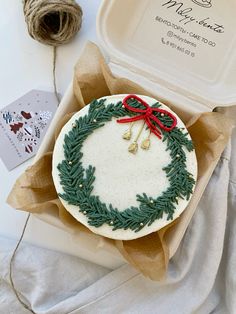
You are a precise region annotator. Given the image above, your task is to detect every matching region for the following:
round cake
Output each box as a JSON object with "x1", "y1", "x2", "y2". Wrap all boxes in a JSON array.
[{"x1": 52, "y1": 94, "x2": 197, "y2": 240}]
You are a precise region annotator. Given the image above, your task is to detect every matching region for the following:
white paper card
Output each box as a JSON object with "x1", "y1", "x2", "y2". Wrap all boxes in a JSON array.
[{"x1": 0, "y1": 90, "x2": 57, "y2": 170}]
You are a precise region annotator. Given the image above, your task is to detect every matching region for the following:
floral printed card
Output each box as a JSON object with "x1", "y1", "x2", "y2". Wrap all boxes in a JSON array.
[{"x1": 0, "y1": 90, "x2": 58, "y2": 170}]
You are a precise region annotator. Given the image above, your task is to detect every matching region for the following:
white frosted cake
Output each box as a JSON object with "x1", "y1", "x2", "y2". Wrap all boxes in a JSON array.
[{"x1": 52, "y1": 94, "x2": 197, "y2": 240}]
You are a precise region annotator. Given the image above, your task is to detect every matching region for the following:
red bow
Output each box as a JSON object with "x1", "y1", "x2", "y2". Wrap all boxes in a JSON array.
[{"x1": 117, "y1": 95, "x2": 177, "y2": 139}]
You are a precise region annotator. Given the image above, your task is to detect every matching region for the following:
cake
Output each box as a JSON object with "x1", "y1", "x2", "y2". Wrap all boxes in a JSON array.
[{"x1": 52, "y1": 94, "x2": 197, "y2": 240}]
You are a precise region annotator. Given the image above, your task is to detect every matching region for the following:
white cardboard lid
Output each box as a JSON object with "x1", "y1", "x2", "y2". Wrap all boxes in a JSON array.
[{"x1": 97, "y1": 0, "x2": 236, "y2": 110}]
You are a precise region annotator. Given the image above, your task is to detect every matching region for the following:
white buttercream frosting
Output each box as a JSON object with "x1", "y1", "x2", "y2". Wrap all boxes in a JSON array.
[{"x1": 52, "y1": 95, "x2": 197, "y2": 240}]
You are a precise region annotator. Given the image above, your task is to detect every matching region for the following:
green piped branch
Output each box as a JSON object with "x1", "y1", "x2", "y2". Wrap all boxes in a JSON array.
[{"x1": 57, "y1": 98, "x2": 195, "y2": 232}]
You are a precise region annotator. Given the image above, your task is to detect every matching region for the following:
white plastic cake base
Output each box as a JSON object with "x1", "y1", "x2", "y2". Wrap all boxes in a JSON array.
[{"x1": 52, "y1": 95, "x2": 197, "y2": 240}]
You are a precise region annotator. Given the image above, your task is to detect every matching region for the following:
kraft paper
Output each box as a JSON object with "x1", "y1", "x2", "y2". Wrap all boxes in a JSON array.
[{"x1": 7, "y1": 42, "x2": 235, "y2": 280}]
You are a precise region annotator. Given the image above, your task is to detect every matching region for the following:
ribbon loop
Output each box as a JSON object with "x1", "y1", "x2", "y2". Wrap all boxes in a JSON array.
[{"x1": 117, "y1": 95, "x2": 177, "y2": 139}]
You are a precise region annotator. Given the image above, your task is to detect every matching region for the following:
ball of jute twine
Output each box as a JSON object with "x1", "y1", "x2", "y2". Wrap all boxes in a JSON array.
[
  {"x1": 23, "y1": 0, "x2": 82, "y2": 46},
  {"x1": 9, "y1": 2, "x2": 82, "y2": 313}
]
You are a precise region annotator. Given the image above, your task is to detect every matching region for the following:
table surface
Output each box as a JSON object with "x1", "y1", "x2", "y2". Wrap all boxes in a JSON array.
[{"x1": 0, "y1": 0, "x2": 115, "y2": 265}]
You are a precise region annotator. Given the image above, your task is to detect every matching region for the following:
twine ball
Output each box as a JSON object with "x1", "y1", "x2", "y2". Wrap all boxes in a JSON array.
[{"x1": 23, "y1": 0, "x2": 83, "y2": 46}]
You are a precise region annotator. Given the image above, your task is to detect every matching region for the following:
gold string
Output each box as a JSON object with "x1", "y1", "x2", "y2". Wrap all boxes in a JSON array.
[
  {"x1": 128, "y1": 122, "x2": 146, "y2": 154},
  {"x1": 134, "y1": 121, "x2": 146, "y2": 143}
]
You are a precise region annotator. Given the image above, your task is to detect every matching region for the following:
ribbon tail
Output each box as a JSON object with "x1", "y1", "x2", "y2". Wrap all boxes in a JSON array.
[
  {"x1": 146, "y1": 117, "x2": 162, "y2": 139},
  {"x1": 151, "y1": 128, "x2": 162, "y2": 139}
]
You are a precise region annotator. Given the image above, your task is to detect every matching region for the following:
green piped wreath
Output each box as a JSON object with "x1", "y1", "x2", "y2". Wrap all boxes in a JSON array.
[{"x1": 57, "y1": 98, "x2": 195, "y2": 232}]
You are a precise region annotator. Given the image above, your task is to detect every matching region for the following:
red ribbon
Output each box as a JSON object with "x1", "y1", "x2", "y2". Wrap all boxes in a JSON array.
[{"x1": 117, "y1": 95, "x2": 177, "y2": 139}]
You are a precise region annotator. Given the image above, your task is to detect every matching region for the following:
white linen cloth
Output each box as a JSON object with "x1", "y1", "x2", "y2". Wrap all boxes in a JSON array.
[{"x1": 0, "y1": 127, "x2": 235, "y2": 314}]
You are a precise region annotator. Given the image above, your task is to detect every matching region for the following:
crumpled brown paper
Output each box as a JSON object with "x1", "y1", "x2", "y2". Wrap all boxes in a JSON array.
[{"x1": 7, "y1": 42, "x2": 235, "y2": 281}]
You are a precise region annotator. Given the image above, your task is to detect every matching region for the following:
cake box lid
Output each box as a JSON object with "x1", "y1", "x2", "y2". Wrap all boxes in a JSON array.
[{"x1": 97, "y1": 0, "x2": 236, "y2": 111}]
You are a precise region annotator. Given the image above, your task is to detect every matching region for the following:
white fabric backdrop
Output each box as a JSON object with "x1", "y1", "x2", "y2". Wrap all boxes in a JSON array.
[
  {"x1": 2, "y1": 0, "x2": 235, "y2": 312},
  {"x1": 1, "y1": 126, "x2": 235, "y2": 314}
]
